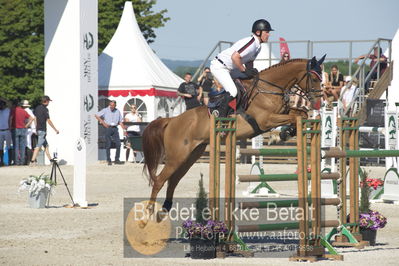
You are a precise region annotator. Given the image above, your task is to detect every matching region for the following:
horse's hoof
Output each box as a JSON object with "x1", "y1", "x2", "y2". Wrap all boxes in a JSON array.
[
  {"x1": 156, "y1": 209, "x2": 168, "y2": 223},
  {"x1": 138, "y1": 219, "x2": 148, "y2": 229}
]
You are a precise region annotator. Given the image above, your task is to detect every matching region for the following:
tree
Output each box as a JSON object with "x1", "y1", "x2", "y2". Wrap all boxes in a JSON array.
[
  {"x1": 98, "y1": 0, "x2": 170, "y2": 53},
  {"x1": 0, "y1": 0, "x2": 44, "y2": 105},
  {"x1": 0, "y1": 0, "x2": 169, "y2": 105}
]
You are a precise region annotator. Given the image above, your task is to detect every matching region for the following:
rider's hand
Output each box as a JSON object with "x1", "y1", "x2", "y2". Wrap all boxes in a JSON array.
[{"x1": 243, "y1": 68, "x2": 259, "y2": 78}]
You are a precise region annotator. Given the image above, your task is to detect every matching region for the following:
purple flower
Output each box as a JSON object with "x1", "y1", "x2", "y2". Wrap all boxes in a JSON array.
[
  {"x1": 359, "y1": 210, "x2": 387, "y2": 230},
  {"x1": 181, "y1": 219, "x2": 229, "y2": 239}
]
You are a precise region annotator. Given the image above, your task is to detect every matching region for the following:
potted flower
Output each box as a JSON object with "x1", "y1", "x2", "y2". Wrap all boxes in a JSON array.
[
  {"x1": 182, "y1": 219, "x2": 228, "y2": 259},
  {"x1": 19, "y1": 174, "x2": 55, "y2": 208},
  {"x1": 359, "y1": 170, "x2": 387, "y2": 245}
]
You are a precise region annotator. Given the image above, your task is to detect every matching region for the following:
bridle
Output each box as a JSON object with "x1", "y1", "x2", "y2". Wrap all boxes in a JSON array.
[{"x1": 245, "y1": 67, "x2": 323, "y2": 111}]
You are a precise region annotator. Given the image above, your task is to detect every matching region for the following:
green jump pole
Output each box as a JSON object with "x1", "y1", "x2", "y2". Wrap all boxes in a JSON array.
[
  {"x1": 239, "y1": 172, "x2": 340, "y2": 182},
  {"x1": 239, "y1": 198, "x2": 340, "y2": 209},
  {"x1": 237, "y1": 220, "x2": 339, "y2": 232},
  {"x1": 323, "y1": 148, "x2": 399, "y2": 158},
  {"x1": 240, "y1": 148, "x2": 301, "y2": 157}
]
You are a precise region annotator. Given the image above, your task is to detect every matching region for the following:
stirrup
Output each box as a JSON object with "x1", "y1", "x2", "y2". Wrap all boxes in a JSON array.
[{"x1": 211, "y1": 109, "x2": 220, "y2": 117}]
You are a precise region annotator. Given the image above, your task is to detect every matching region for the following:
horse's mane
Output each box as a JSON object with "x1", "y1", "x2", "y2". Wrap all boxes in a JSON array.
[{"x1": 259, "y1": 58, "x2": 308, "y2": 74}]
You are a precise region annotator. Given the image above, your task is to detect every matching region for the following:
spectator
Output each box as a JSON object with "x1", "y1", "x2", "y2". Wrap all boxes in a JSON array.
[
  {"x1": 124, "y1": 104, "x2": 142, "y2": 162},
  {"x1": 95, "y1": 100, "x2": 126, "y2": 165},
  {"x1": 11, "y1": 101, "x2": 34, "y2": 165},
  {"x1": 354, "y1": 47, "x2": 388, "y2": 92},
  {"x1": 30, "y1": 96, "x2": 60, "y2": 165},
  {"x1": 325, "y1": 65, "x2": 344, "y2": 101},
  {"x1": 0, "y1": 99, "x2": 12, "y2": 167},
  {"x1": 280, "y1": 52, "x2": 290, "y2": 63},
  {"x1": 197, "y1": 67, "x2": 214, "y2": 106},
  {"x1": 22, "y1": 100, "x2": 37, "y2": 164},
  {"x1": 8, "y1": 100, "x2": 18, "y2": 165},
  {"x1": 177, "y1": 72, "x2": 201, "y2": 110},
  {"x1": 341, "y1": 76, "x2": 358, "y2": 112}
]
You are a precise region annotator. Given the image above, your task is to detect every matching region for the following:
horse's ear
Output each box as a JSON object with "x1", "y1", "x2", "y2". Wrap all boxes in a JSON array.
[
  {"x1": 317, "y1": 54, "x2": 326, "y2": 66},
  {"x1": 308, "y1": 56, "x2": 317, "y2": 70}
]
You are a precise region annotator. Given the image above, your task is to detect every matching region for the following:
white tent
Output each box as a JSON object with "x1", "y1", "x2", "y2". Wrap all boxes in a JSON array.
[
  {"x1": 98, "y1": 1, "x2": 184, "y2": 122},
  {"x1": 98, "y1": 1, "x2": 184, "y2": 160},
  {"x1": 254, "y1": 43, "x2": 279, "y2": 70},
  {"x1": 383, "y1": 28, "x2": 399, "y2": 107}
]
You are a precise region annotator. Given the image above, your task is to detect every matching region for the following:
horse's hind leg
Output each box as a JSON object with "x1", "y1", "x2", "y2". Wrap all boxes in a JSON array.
[{"x1": 163, "y1": 143, "x2": 207, "y2": 212}]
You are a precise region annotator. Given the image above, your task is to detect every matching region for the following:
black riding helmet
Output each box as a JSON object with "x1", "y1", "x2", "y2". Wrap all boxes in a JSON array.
[{"x1": 252, "y1": 19, "x2": 274, "y2": 35}]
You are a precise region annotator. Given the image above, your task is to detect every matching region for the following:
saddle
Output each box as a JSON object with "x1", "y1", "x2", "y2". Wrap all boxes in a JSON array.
[{"x1": 207, "y1": 79, "x2": 249, "y2": 116}]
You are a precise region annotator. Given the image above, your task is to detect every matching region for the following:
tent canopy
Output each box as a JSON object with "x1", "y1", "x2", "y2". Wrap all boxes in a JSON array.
[{"x1": 98, "y1": 1, "x2": 182, "y2": 93}]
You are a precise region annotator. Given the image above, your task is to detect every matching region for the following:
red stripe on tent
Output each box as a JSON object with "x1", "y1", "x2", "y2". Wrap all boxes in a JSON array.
[
  {"x1": 98, "y1": 88, "x2": 178, "y2": 98},
  {"x1": 237, "y1": 37, "x2": 255, "y2": 54}
]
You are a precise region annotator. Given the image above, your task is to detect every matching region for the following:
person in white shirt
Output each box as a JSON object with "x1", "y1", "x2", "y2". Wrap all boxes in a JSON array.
[
  {"x1": 210, "y1": 19, "x2": 274, "y2": 117},
  {"x1": 341, "y1": 76, "x2": 358, "y2": 112},
  {"x1": 22, "y1": 100, "x2": 36, "y2": 163},
  {"x1": 124, "y1": 104, "x2": 142, "y2": 162}
]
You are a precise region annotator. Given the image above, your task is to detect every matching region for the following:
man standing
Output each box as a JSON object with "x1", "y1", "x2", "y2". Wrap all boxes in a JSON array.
[
  {"x1": 95, "y1": 100, "x2": 125, "y2": 165},
  {"x1": 197, "y1": 67, "x2": 214, "y2": 105},
  {"x1": 210, "y1": 19, "x2": 273, "y2": 117},
  {"x1": 0, "y1": 99, "x2": 12, "y2": 166},
  {"x1": 177, "y1": 73, "x2": 201, "y2": 110},
  {"x1": 30, "y1": 96, "x2": 60, "y2": 165},
  {"x1": 11, "y1": 101, "x2": 34, "y2": 165}
]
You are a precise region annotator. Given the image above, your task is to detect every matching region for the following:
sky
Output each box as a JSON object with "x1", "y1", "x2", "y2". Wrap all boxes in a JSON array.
[{"x1": 149, "y1": 0, "x2": 399, "y2": 61}]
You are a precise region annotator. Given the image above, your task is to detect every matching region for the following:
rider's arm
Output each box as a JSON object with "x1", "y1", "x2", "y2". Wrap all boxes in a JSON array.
[
  {"x1": 245, "y1": 61, "x2": 254, "y2": 70},
  {"x1": 231, "y1": 51, "x2": 246, "y2": 72}
]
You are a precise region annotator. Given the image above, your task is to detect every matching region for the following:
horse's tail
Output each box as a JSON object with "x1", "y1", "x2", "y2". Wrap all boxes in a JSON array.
[{"x1": 142, "y1": 117, "x2": 170, "y2": 186}]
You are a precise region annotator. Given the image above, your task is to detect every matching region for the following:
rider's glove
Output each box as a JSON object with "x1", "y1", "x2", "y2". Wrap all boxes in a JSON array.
[{"x1": 243, "y1": 68, "x2": 259, "y2": 78}]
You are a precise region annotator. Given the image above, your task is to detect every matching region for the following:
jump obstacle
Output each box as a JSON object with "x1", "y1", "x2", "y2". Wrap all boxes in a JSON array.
[
  {"x1": 245, "y1": 103, "x2": 399, "y2": 203},
  {"x1": 209, "y1": 114, "x2": 399, "y2": 261}
]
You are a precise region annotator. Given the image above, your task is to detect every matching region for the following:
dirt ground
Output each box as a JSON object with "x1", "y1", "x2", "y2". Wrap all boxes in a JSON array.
[{"x1": 1, "y1": 162, "x2": 399, "y2": 265}]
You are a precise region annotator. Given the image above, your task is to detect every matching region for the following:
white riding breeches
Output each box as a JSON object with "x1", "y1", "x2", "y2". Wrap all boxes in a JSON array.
[
  {"x1": 210, "y1": 59, "x2": 237, "y2": 97},
  {"x1": 26, "y1": 129, "x2": 34, "y2": 149}
]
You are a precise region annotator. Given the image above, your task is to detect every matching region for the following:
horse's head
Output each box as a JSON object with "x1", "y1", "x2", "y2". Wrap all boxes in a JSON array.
[{"x1": 296, "y1": 55, "x2": 326, "y2": 110}]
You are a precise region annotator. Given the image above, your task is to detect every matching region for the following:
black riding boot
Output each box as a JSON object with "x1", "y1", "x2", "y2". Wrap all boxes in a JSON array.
[{"x1": 216, "y1": 92, "x2": 235, "y2": 117}]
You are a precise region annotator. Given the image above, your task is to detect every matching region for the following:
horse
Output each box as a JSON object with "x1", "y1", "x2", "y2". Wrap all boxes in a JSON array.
[{"x1": 141, "y1": 56, "x2": 325, "y2": 223}]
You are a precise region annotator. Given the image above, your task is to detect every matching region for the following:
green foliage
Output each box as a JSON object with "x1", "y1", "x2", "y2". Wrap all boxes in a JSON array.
[
  {"x1": 0, "y1": 0, "x2": 169, "y2": 105},
  {"x1": 359, "y1": 169, "x2": 371, "y2": 214},
  {"x1": 323, "y1": 60, "x2": 370, "y2": 76},
  {"x1": 0, "y1": 0, "x2": 44, "y2": 104},
  {"x1": 195, "y1": 173, "x2": 209, "y2": 224},
  {"x1": 174, "y1": 66, "x2": 199, "y2": 78},
  {"x1": 98, "y1": 0, "x2": 170, "y2": 53}
]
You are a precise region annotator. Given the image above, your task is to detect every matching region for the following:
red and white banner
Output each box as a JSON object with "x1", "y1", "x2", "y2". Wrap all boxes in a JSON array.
[{"x1": 279, "y1": 37, "x2": 290, "y2": 58}]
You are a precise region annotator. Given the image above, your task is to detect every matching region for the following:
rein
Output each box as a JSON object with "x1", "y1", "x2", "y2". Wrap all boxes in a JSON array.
[{"x1": 245, "y1": 68, "x2": 322, "y2": 111}]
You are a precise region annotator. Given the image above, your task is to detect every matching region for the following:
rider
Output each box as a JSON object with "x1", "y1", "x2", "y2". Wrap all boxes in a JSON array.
[{"x1": 210, "y1": 19, "x2": 274, "y2": 117}]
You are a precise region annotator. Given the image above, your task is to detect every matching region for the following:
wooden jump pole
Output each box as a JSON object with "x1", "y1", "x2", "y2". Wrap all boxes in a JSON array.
[
  {"x1": 209, "y1": 115, "x2": 342, "y2": 260},
  {"x1": 224, "y1": 117, "x2": 236, "y2": 236}
]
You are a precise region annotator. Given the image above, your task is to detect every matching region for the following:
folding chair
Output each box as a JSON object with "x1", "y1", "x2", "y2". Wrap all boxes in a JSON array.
[{"x1": 128, "y1": 136, "x2": 144, "y2": 163}]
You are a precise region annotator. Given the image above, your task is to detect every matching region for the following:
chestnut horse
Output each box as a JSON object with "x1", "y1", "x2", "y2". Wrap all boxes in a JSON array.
[{"x1": 142, "y1": 56, "x2": 325, "y2": 220}]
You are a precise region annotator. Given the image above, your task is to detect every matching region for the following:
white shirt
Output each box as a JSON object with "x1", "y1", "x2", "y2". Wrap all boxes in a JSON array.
[
  {"x1": 343, "y1": 85, "x2": 357, "y2": 107},
  {"x1": 216, "y1": 34, "x2": 261, "y2": 70},
  {"x1": 24, "y1": 108, "x2": 36, "y2": 132},
  {"x1": 125, "y1": 112, "x2": 141, "y2": 132},
  {"x1": 0, "y1": 108, "x2": 10, "y2": 130}
]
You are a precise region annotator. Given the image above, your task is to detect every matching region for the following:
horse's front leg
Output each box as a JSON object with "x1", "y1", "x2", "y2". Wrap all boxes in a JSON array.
[
  {"x1": 266, "y1": 113, "x2": 299, "y2": 126},
  {"x1": 264, "y1": 113, "x2": 303, "y2": 142}
]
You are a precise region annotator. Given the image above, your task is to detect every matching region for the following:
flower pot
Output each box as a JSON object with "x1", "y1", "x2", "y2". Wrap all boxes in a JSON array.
[
  {"x1": 360, "y1": 228, "x2": 377, "y2": 246},
  {"x1": 189, "y1": 238, "x2": 216, "y2": 259},
  {"x1": 28, "y1": 189, "x2": 49, "y2": 209}
]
